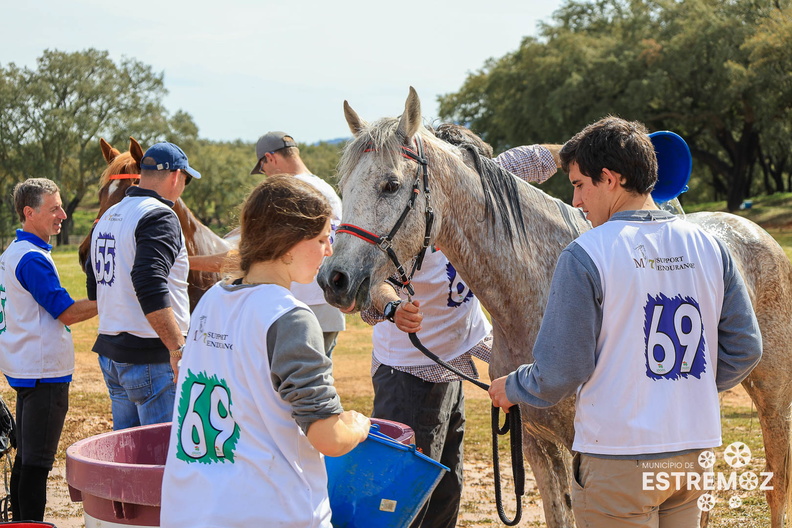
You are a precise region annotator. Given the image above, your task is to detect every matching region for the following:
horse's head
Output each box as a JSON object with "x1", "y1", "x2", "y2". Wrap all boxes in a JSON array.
[
  {"x1": 97, "y1": 137, "x2": 143, "y2": 207},
  {"x1": 318, "y1": 87, "x2": 443, "y2": 312},
  {"x1": 78, "y1": 137, "x2": 143, "y2": 270}
]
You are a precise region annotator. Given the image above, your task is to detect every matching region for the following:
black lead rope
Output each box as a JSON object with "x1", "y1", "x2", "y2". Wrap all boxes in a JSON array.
[
  {"x1": 408, "y1": 332, "x2": 524, "y2": 525},
  {"x1": 492, "y1": 405, "x2": 524, "y2": 526},
  {"x1": 408, "y1": 333, "x2": 489, "y2": 391}
]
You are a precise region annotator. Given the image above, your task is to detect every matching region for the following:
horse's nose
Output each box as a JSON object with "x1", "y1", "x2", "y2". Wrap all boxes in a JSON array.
[
  {"x1": 317, "y1": 267, "x2": 349, "y2": 295},
  {"x1": 329, "y1": 269, "x2": 349, "y2": 293}
]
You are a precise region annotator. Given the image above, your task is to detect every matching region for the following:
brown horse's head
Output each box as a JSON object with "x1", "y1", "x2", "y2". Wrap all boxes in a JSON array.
[{"x1": 78, "y1": 138, "x2": 143, "y2": 270}]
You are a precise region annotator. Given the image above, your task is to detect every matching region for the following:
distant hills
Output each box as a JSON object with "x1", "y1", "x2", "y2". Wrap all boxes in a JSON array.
[{"x1": 313, "y1": 137, "x2": 350, "y2": 146}]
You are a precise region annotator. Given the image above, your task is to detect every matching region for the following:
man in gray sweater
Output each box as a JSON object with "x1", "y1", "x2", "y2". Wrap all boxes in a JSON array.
[{"x1": 489, "y1": 116, "x2": 762, "y2": 528}]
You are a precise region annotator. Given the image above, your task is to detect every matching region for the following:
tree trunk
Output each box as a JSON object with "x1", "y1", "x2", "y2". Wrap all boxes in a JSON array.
[
  {"x1": 716, "y1": 125, "x2": 759, "y2": 212},
  {"x1": 726, "y1": 179, "x2": 746, "y2": 212},
  {"x1": 56, "y1": 195, "x2": 81, "y2": 246}
]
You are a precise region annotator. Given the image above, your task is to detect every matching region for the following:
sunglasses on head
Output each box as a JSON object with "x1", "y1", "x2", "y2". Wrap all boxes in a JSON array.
[{"x1": 180, "y1": 169, "x2": 192, "y2": 186}]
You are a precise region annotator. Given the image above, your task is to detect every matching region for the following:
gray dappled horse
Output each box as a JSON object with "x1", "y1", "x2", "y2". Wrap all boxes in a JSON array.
[{"x1": 318, "y1": 87, "x2": 792, "y2": 527}]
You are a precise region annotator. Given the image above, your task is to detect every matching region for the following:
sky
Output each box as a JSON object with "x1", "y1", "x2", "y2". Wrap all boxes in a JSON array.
[{"x1": 0, "y1": 0, "x2": 565, "y2": 145}]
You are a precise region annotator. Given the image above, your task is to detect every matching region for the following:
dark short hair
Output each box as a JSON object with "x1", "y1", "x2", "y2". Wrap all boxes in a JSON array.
[
  {"x1": 13, "y1": 178, "x2": 60, "y2": 224},
  {"x1": 238, "y1": 174, "x2": 332, "y2": 272},
  {"x1": 560, "y1": 116, "x2": 657, "y2": 194},
  {"x1": 431, "y1": 123, "x2": 494, "y2": 158}
]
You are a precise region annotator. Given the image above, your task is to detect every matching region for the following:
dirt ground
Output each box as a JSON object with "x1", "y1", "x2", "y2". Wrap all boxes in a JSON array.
[{"x1": 2, "y1": 323, "x2": 756, "y2": 528}]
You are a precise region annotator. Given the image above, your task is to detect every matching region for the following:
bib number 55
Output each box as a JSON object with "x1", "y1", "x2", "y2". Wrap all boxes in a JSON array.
[{"x1": 94, "y1": 234, "x2": 116, "y2": 285}]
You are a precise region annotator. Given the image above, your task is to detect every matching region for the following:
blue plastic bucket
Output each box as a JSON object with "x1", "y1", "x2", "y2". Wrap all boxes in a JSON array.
[
  {"x1": 649, "y1": 131, "x2": 692, "y2": 203},
  {"x1": 326, "y1": 426, "x2": 448, "y2": 528}
]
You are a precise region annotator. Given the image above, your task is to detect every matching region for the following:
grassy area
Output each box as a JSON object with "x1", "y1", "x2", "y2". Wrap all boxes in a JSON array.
[
  {"x1": 52, "y1": 251, "x2": 90, "y2": 297},
  {"x1": 684, "y1": 192, "x2": 792, "y2": 229},
  {"x1": 709, "y1": 404, "x2": 772, "y2": 526}
]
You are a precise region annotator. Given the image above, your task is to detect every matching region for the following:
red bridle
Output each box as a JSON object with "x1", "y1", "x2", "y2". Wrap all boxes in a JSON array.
[{"x1": 93, "y1": 173, "x2": 141, "y2": 225}]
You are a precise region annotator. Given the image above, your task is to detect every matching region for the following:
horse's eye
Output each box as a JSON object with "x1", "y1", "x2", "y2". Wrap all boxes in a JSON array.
[{"x1": 383, "y1": 179, "x2": 400, "y2": 194}]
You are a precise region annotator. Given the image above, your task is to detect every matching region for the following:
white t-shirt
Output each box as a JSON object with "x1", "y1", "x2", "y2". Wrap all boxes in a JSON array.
[
  {"x1": 373, "y1": 248, "x2": 491, "y2": 367},
  {"x1": 290, "y1": 173, "x2": 345, "y2": 332},
  {"x1": 91, "y1": 195, "x2": 190, "y2": 338},
  {"x1": 0, "y1": 239, "x2": 74, "y2": 378}
]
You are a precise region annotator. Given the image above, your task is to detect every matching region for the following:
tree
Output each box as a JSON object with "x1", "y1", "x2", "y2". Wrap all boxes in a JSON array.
[
  {"x1": 181, "y1": 140, "x2": 257, "y2": 232},
  {"x1": 0, "y1": 49, "x2": 188, "y2": 243},
  {"x1": 439, "y1": 0, "x2": 792, "y2": 210},
  {"x1": 300, "y1": 141, "x2": 346, "y2": 186},
  {"x1": 746, "y1": 6, "x2": 792, "y2": 194}
]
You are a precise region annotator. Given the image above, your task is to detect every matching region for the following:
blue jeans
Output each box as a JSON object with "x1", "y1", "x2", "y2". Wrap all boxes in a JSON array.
[{"x1": 98, "y1": 356, "x2": 176, "y2": 430}]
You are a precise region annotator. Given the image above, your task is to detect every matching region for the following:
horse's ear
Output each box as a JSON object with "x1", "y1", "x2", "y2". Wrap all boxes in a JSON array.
[
  {"x1": 100, "y1": 138, "x2": 119, "y2": 164},
  {"x1": 396, "y1": 86, "x2": 422, "y2": 143},
  {"x1": 344, "y1": 101, "x2": 367, "y2": 136},
  {"x1": 129, "y1": 137, "x2": 144, "y2": 164}
]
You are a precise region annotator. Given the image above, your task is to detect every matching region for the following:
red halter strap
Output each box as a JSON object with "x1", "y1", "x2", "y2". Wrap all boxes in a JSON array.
[{"x1": 107, "y1": 173, "x2": 140, "y2": 180}]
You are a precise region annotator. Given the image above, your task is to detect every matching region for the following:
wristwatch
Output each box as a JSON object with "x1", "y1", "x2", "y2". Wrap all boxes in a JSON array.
[{"x1": 383, "y1": 300, "x2": 402, "y2": 323}]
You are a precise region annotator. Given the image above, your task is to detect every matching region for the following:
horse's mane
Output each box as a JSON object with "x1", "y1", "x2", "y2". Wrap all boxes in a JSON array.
[
  {"x1": 99, "y1": 151, "x2": 140, "y2": 187},
  {"x1": 459, "y1": 144, "x2": 528, "y2": 247},
  {"x1": 339, "y1": 119, "x2": 528, "y2": 248}
]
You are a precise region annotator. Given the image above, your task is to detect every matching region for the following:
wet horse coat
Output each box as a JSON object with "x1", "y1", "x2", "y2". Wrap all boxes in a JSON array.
[
  {"x1": 78, "y1": 138, "x2": 232, "y2": 310},
  {"x1": 318, "y1": 88, "x2": 792, "y2": 527}
]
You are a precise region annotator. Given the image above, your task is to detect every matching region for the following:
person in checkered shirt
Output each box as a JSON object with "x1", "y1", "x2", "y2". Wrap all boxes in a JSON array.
[{"x1": 359, "y1": 125, "x2": 561, "y2": 528}]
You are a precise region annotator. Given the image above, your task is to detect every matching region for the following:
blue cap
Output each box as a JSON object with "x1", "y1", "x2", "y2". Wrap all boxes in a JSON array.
[{"x1": 140, "y1": 142, "x2": 201, "y2": 179}]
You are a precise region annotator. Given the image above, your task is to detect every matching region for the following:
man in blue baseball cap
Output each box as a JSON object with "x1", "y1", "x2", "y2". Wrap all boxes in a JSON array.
[
  {"x1": 87, "y1": 141, "x2": 199, "y2": 430},
  {"x1": 140, "y1": 142, "x2": 202, "y2": 181}
]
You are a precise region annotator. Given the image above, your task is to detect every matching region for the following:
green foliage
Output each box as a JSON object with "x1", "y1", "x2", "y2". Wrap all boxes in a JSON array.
[
  {"x1": 180, "y1": 139, "x2": 258, "y2": 232},
  {"x1": 0, "y1": 49, "x2": 199, "y2": 243},
  {"x1": 300, "y1": 141, "x2": 347, "y2": 187},
  {"x1": 70, "y1": 209, "x2": 98, "y2": 240},
  {"x1": 439, "y1": 0, "x2": 792, "y2": 210},
  {"x1": 177, "y1": 139, "x2": 345, "y2": 233}
]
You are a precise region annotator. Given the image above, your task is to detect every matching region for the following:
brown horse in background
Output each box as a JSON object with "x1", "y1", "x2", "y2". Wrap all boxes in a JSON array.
[{"x1": 77, "y1": 137, "x2": 232, "y2": 309}]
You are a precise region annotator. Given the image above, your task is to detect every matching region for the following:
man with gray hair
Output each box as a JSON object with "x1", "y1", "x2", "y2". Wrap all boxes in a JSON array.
[
  {"x1": 87, "y1": 141, "x2": 200, "y2": 430},
  {"x1": 0, "y1": 178, "x2": 97, "y2": 521}
]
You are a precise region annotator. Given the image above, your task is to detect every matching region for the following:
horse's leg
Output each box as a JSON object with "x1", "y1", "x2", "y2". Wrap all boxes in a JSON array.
[
  {"x1": 742, "y1": 370, "x2": 792, "y2": 528},
  {"x1": 521, "y1": 431, "x2": 576, "y2": 527}
]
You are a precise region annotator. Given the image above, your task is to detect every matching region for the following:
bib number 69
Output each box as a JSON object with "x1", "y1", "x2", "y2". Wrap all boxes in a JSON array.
[{"x1": 645, "y1": 295, "x2": 705, "y2": 378}]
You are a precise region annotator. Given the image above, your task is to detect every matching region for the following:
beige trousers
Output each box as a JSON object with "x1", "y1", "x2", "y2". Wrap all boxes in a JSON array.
[{"x1": 571, "y1": 451, "x2": 708, "y2": 528}]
